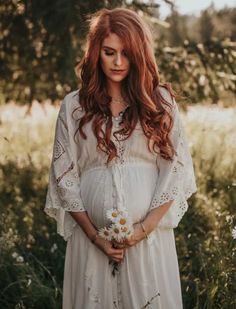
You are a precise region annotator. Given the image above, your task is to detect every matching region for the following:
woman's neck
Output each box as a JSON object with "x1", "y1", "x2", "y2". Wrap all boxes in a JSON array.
[
  {"x1": 106, "y1": 81, "x2": 122, "y2": 99},
  {"x1": 106, "y1": 81, "x2": 129, "y2": 117}
]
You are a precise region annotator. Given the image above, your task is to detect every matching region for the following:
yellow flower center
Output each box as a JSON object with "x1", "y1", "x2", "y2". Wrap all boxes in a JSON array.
[
  {"x1": 121, "y1": 226, "x2": 128, "y2": 232},
  {"x1": 119, "y1": 218, "x2": 127, "y2": 225},
  {"x1": 113, "y1": 227, "x2": 120, "y2": 234},
  {"x1": 112, "y1": 212, "x2": 118, "y2": 218}
]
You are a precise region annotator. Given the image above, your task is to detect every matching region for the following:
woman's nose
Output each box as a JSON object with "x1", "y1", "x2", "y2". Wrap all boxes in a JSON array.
[{"x1": 114, "y1": 53, "x2": 122, "y2": 66}]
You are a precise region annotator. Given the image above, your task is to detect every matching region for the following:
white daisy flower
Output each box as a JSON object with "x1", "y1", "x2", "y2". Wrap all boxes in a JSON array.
[
  {"x1": 120, "y1": 226, "x2": 131, "y2": 238},
  {"x1": 232, "y1": 226, "x2": 236, "y2": 239},
  {"x1": 116, "y1": 220, "x2": 132, "y2": 231},
  {"x1": 116, "y1": 216, "x2": 128, "y2": 226},
  {"x1": 117, "y1": 207, "x2": 129, "y2": 217},
  {"x1": 98, "y1": 227, "x2": 112, "y2": 241},
  {"x1": 16, "y1": 256, "x2": 24, "y2": 263},
  {"x1": 119, "y1": 222, "x2": 134, "y2": 239},
  {"x1": 106, "y1": 208, "x2": 120, "y2": 223},
  {"x1": 110, "y1": 225, "x2": 125, "y2": 242},
  {"x1": 12, "y1": 252, "x2": 18, "y2": 259},
  {"x1": 50, "y1": 243, "x2": 58, "y2": 253}
]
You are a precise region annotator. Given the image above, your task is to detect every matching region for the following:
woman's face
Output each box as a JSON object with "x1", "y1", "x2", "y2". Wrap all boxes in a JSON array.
[{"x1": 100, "y1": 32, "x2": 130, "y2": 83}]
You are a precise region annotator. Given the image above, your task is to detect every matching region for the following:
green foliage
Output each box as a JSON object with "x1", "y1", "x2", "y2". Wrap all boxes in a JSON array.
[
  {"x1": 0, "y1": 160, "x2": 64, "y2": 308},
  {"x1": 0, "y1": 0, "x2": 125, "y2": 104},
  {"x1": 156, "y1": 39, "x2": 236, "y2": 105},
  {"x1": 200, "y1": 9, "x2": 214, "y2": 43},
  {"x1": 0, "y1": 103, "x2": 235, "y2": 308},
  {"x1": 0, "y1": 103, "x2": 64, "y2": 308},
  {"x1": 176, "y1": 107, "x2": 236, "y2": 308}
]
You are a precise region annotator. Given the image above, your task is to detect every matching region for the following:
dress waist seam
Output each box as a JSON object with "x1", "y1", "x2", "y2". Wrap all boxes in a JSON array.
[{"x1": 80, "y1": 161, "x2": 157, "y2": 177}]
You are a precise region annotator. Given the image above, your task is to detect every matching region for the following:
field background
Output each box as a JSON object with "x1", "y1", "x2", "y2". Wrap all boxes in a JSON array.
[{"x1": 0, "y1": 1, "x2": 236, "y2": 308}]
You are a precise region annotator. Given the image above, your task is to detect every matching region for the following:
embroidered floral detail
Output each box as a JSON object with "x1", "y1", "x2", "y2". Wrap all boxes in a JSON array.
[
  {"x1": 172, "y1": 166, "x2": 178, "y2": 173},
  {"x1": 65, "y1": 179, "x2": 73, "y2": 187},
  {"x1": 72, "y1": 171, "x2": 79, "y2": 178},
  {"x1": 62, "y1": 200, "x2": 84, "y2": 211},
  {"x1": 151, "y1": 185, "x2": 178, "y2": 208},
  {"x1": 177, "y1": 200, "x2": 188, "y2": 217},
  {"x1": 57, "y1": 186, "x2": 67, "y2": 197},
  {"x1": 44, "y1": 193, "x2": 83, "y2": 240},
  {"x1": 117, "y1": 143, "x2": 125, "y2": 165},
  {"x1": 53, "y1": 139, "x2": 65, "y2": 161},
  {"x1": 150, "y1": 183, "x2": 194, "y2": 208},
  {"x1": 141, "y1": 291, "x2": 161, "y2": 309},
  {"x1": 113, "y1": 132, "x2": 126, "y2": 165},
  {"x1": 84, "y1": 274, "x2": 101, "y2": 304},
  {"x1": 56, "y1": 162, "x2": 74, "y2": 184}
]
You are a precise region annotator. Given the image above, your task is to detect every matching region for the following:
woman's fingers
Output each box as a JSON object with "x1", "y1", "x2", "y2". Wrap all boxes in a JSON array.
[
  {"x1": 105, "y1": 241, "x2": 127, "y2": 262},
  {"x1": 111, "y1": 249, "x2": 124, "y2": 257},
  {"x1": 110, "y1": 248, "x2": 125, "y2": 261}
]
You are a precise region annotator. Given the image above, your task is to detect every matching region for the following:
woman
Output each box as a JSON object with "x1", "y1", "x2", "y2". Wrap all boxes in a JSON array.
[{"x1": 44, "y1": 7, "x2": 197, "y2": 309}]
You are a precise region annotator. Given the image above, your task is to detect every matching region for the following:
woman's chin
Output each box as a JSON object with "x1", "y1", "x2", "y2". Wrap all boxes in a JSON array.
[{"x1": 107, "y1": 75, "x2": 127, "y2": 83}]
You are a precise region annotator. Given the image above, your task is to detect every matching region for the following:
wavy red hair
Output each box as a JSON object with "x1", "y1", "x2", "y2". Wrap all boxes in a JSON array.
[{"x1": 73, "y1": 7, "x2": 179, "y2": 167}]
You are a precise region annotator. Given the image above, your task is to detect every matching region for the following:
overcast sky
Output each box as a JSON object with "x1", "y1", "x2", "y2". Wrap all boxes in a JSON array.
[{"x1": 159, "y1": 0, "x2": 236, "y2": 18}]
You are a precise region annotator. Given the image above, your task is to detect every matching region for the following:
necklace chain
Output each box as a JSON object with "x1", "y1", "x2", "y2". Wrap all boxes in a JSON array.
[
  {"x1": 109, "y1": 95, "x2": 129, "y2": 119},
  {"x1": 110, "y1": 94, "x2": 129, "y2": 105},
  {"x1": 111, "y1": 98, "x2": 125, "y2": 104}
]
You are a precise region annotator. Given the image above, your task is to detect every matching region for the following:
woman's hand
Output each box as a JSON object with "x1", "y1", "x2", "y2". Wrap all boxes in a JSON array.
[
  {"x1": 112, "y1": 222, "x2": 146, "y2": 249},
  {"x1": 94, "y1": 236, "x2": 126, "y2": 263}
]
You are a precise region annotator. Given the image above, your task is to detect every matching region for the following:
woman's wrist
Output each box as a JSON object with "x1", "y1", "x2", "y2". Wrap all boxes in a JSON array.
[
  {"x1": 90, "y1": 231, "x2": 99, "y2": 244},
  {"x1": 69, "y1": 211, "x2": 99, "y2": 242},
  {"x1": 139, "y1": 221, "x2": 150, "y2": 240},
  {"x1": 133, "y1": 222, "x2": 147, "y2": 242}
]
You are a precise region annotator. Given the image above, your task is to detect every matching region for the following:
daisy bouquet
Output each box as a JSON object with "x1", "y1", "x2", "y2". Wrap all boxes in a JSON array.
[{"x1": 98, "y1": 207, "x2": 134, "y2": 276}]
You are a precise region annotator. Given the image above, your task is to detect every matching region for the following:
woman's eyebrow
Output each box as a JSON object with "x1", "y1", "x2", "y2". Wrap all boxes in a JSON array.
[
  {"x1": 102, "y1": 46, "x2": 116, "y2": 51},
  {"x1": 102, "y1": 46, "x2": 125, "y2": 52}
]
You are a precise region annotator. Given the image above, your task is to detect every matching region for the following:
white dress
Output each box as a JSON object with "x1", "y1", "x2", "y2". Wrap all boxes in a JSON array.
[{"x1": 44, "y1": 86, "x2": 197, "y2": 309}]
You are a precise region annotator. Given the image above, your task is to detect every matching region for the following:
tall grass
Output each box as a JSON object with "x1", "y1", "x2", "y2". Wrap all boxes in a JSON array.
[{"x1": 0, "y1": 102, "x2": 235, "y2": 308}]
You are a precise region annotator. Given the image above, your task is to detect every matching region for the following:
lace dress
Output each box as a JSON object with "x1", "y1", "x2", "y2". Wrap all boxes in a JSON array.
[{"x1": 44, "y1": 86, "x2": 197, "y2": 309}]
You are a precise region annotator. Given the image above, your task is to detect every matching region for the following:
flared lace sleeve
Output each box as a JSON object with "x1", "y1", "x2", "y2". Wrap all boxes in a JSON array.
[
  {"x1": 44, "y1": 92, "x2": 86, "y2": 241},
  {"x1": 149, "y1": 87, "x2": 197, "y2": 228}
]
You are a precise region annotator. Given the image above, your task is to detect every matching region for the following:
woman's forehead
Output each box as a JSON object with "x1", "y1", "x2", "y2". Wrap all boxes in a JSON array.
[{"x1": 102, "y1": 33, "x2": 125, "y2": 51}]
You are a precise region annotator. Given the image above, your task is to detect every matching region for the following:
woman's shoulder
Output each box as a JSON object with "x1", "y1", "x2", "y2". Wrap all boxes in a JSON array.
[
  {"x1": 60, "y1": 89, "x2": 83, "y2": 115},
  {"x1": 58, "y1": 89, "x2": 84, "y2": 127},
  {"x1": 62, "y1": 89, "x2": 80, "y2": 109},
  {"x1": 157, "y1": 84, "x2": 175, "y2": 106}
]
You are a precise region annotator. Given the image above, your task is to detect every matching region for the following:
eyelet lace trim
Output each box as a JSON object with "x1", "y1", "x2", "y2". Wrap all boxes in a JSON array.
[
  {"x1": 44, "y1": 161, "x2": 85, "y2": 240},
  {"x1": 150, "y1": 179, "x2": 197, "y2": 228}
]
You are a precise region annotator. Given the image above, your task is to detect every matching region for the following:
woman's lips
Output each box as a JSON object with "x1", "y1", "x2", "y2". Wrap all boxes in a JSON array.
[{"x1": 111, "y1": 69, "x2": 125, "y2": 74}]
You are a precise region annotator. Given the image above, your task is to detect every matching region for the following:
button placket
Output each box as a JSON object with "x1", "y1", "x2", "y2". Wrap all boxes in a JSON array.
[
  {"x1": 112, "y1": 130, "x2": 125, "y2": 165},
  {"x1": 111, "y1": 115, "x2": 126, "y2": 214}
]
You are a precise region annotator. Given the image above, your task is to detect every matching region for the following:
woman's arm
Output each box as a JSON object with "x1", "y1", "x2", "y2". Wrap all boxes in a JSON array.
[
  {"x1": 142, "y1": 200, "x2": 173, "y2": 234},
  {"x1": 70, "y1": 211, "x2": 126, "y2": 262},
  {"x1": 69, "y1": 211, "x2": 98, "y2": 240},
  {"x1": 120, "y1": 200, "x2": 173, "y2": 247}
]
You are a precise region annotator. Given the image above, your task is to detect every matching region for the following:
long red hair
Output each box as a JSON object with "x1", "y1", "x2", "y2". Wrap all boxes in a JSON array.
[{"x1": 74, "y1": 7, "x2": 179, "y2": 166}]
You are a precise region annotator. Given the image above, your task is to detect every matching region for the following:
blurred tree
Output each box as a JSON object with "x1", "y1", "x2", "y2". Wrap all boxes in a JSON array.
[
  {"x1": 0, "y1": 0, "x2": 125, "y2": 106},
  {"x1": 156, "y1": 38, "x2": 236, "y2": 104},
  {"x1": 199, "y1": 8, "x2": 214, "y2": 43},
  {"x1": 166, "y1": 9, "x2": 185, "y2": 46},
  {"x1": 230, "y1": 8, "x2": 236, "y2": 40}
]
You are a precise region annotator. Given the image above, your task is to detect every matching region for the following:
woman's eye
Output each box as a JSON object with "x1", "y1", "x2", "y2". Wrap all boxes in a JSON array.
[{"x1": 105, "y1": 52, "x2": 114, "y2": 56}]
